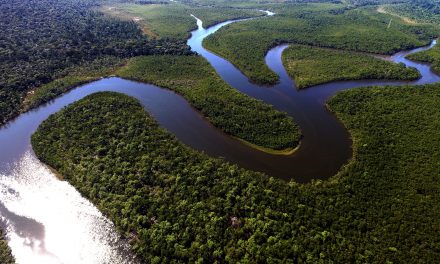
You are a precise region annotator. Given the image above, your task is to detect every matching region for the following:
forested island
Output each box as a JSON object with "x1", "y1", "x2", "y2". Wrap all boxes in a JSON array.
[
  {"x1": 1, "y1": 0, "x2": 440, "y2": 263},
  {"x1": 282, "y1": 45, "x2": 420, "y2": 88}
]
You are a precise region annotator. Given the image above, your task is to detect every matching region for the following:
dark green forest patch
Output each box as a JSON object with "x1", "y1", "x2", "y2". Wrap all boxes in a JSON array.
[
  {"x1": 0, "y1": 230, "x2": 14, "y2": 264},
  {"x1": 0, "y1": 0, "x2": 190, "y2": 126},
  {"x1": 22, "y1": 56, "x2": 126, "y2": 112},
  {"x1": 282, "y1": 45, "x2": 420, "y2": 88}
]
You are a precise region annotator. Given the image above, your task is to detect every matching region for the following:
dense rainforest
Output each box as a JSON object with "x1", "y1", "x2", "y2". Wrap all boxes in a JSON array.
[
  {"x1": 21, "y1": 56, "x2": 126, "y2": 112},
  {"x1": 203, "y1": 3, "x2": 440, "y2": 84},
  {"x1": 116, "y1": 55, "x2": 300, "y2": 151},
  {"x1": 282, "y1": 44, "x2": 420, "y2": 88},
  {"x1": 32, "y1": 86, "x2": 440, "y2": 263},
  {"x1": 0, "y1": 0, "x2": 191, "y2": 126}
]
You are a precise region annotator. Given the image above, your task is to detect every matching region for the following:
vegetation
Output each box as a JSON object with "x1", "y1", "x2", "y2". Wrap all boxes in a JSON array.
[
  {"x1": 102, "y1": 2, "x2": 262, "y2": 39},
  {"x1": 282, "y1": 45, "x2": 420, "y2": 88},
  {"x1": 0, "y1": 0, "x2": 190, "y2": 126},
  {"x1": 0, "y1": 230, "x2": 14, "y2": 264},
  {"x1": 116, "y1": 55, "x2": 300, "y2": 150},
  {"x1": 32, "y1": 86, "x2": 440, "y2": 262},
  {"x1": 180, "y1": 0, "x2": 336, "y2": 8},
  {"x1": 406, "y1": 43, "x2": 440, "y2": 73},
  {"x1": 102, "y1": 3, "x2": 195, "y2": 39},
  {"x1": 6, "y1": 0, "x2": 440, "y2": 261},
  {"x1": 204, "y1": 3, "x2": 439, "y2": 84},
  {"x1": 192, "y1": 7, "x2": 263, "y2": 29},
  {"x1": 382, "y1": 1, "x2": 440, "y2": 24},
  {"x1": 22, "y1": 56, "x2": 126, "y2": 112}
]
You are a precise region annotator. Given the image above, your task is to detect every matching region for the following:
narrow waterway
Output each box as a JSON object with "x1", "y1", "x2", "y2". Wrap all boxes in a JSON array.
[{"x1": 0, "y1": 12, "x2": 439, "y2": 263}]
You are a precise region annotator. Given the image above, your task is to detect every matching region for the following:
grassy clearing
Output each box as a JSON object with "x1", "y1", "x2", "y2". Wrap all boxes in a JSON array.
[
  {"x1": 101, "y1": 3, "x2": 196, "y2": 39},
  {"x1": 32, "y1": 84, "x2": 440, "y2": 262},
  {"x1": 116, "y1": 55, "x2": 300, "y2": 150},
  {"x1": 191, "y1": 8, "x2": 263, "y2": 28},
  {"x1": 377, "y1": 5, "x2": 418, "y2": 25},
  {"x1": 102, "y1": 3, "x2": 262, "y2": 40},
  {"x1": 204, "y1": 3, "x2": 439, "y2": 84},
  {"x1": 282, "y1": 45, "x2": 420, "y2": 88}
]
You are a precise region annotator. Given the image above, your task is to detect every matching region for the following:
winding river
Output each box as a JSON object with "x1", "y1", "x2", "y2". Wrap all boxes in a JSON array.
[{"x1": 0, "y1": 11, "x2": 439, "y2": 263}]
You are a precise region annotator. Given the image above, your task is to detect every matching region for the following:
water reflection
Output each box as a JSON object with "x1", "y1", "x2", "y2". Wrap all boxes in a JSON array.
[{"x1": 0, "y1": 151, "x2": 136, "y2": 264}]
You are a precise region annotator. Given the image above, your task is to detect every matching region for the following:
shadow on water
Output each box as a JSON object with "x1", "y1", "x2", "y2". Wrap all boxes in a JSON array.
[{"x1": 0, "y1": 201, "x2": 59, "y2": 260}]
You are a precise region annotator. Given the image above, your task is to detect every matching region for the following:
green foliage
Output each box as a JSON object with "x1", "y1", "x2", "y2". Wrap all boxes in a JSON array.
[
  {"x1": 282, "y1": 45, "x2": 420, "y2": 88},
  {"x1": 407, "y1": 43, "x2": 440, "y2": 73},
  {"x1": 32, "y1": 87, "x2": 440, "y2": 262},
  {"x1": 180, "y1": 0, "x2": 338, "y2": 8},
  {"x1": 204, "y1": 3, "x2": 439, "y2": 84},
  {"x1": 345, "y1": 0, "x2": 408, "y2": 6},
  {"x1": 192, "y1": 8, "x2": 263, "y2": 29},
  {"x1": 23, "y1": 56, "x2": 125, "y2": 112},
  {"x1": 382, "y1": 1, "x2": 440, "y2": 24},
  {"x1": 0, "y1": 0, "x2": 190, "y2": 126},
  {"x1": 117, "y1": 55, "x2": 300, "y2": 150},
  {"x1": 0, "y1": 230, "x2": 14, "y2": 264},
  {"x1": 327, "y1": 84, "x2": 440, "y2": 263},
  {"x1": 103, "y1": 3, "x2": 262, "y2": 39},
  {"x1": 102, "y1": 3, "x2": 195, "y2": 39}
]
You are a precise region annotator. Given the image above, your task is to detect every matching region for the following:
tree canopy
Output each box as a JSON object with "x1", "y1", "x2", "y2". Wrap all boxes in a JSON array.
[{"x1": 0, "y1": 0, "x2": 191, "y2": 125}]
